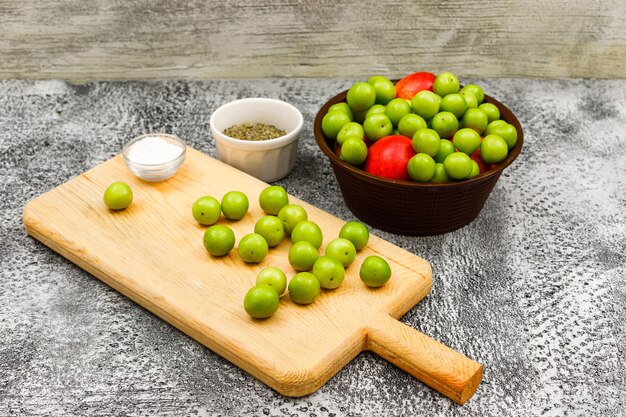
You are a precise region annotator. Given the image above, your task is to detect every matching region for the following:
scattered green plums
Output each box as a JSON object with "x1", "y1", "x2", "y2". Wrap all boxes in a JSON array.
[
  {"x1": 288, "y1": 241, "x2": 319, "y2": 271},
  {"x1": 237, "y1": 233, "x2": 269, "y2": 263},
  {"x1": 259, "y1": 185, "x2": 289, "y2": 215},
  {"x1": 256, "y1": 267, "x2": 287, "y2": 296},
  {"x1": 360, "y1": 256, "x2": 392, "y2": 287},
  {"x1": 277, "y1": 204, "x2": 308, "y2": 235},
  {"x1": 254, "y1": 215, "x2": 285, "y2": 247},
  {"x1": 221, "y1": 191, "x2": 249, "y2": 220},
  {"x1": 244, "y1": 284, "x2": 280, "y2": 319},
  {"x1": 203, "y1": 224, "x2": 235, "y2": 256},
  {"x1": 192, "y1": 196, "x2": 221, "y2": 225},
  {"x1": 325, "y1": 238, "x2": 356, "y2": 268},
  {"x1": 339, "y1": 221, "x2": 369, "y2": 251},
  {"x1": 103, "y1": 182, "x2": 133, "y2": 210},
  {"x1": 288, "y1": 272, "x2": 321, "y2": 304},
  {"x1": 312, "y1": 256, "x2": 345, "y2": 290},
  {"x1": 291, "y1": 221, "x2": 323, "y2": 249}
]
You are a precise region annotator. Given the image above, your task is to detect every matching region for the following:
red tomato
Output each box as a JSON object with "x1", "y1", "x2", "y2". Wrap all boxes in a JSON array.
[
  {"x1": 364, "y1": 135, "x2": 415, "y2": 181},
  {"x1": 395, "y1": 72, "x2": 436, "y2": 100}
]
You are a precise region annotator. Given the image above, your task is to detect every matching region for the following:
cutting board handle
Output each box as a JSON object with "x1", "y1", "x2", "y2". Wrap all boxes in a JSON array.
[{"x1": 366, "y1": 314, "x2": 483, "y2": 404}]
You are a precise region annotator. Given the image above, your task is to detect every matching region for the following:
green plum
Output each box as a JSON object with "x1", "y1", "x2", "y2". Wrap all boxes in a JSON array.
[
  {"x1": 203, "y1": 225, "x2": 236, "y2": 257},
  {"x1": 288, "y1": 241, "x2": 319, "y2": 271},
  {"x1": 368, "y1": 76, "x2": 396, "y2": 105},
  {"x1": 433, "y1": 139, "x2": 455, "y2": 163},
  {"x1": 480, "y1": 134, "x2": 509, "y2": 163},
  {"x1": 443, "y1": 152, "x2": 473, "y2": 179},
  {"x1": 363, "y1": 113, "x2": 393, "y2": 142},
  {"x1": 192, "y1": 196, "x2": 221, "y2": 225},
  {"x1": 288, "y1": 272, "x2": 321, "y2": 304},
  {"x1": 103, "y1": 182, "x2": 133, "y2": 210},
  {"x1": 336, "y1": 122, "x2": 365, "y2": 146},
  {"x1": 412, "y1": 128, "x2": 441, "y2": 157},
  {"x1": 430, "y1": 111, "x2": 459, "y2": 139},
  {"x1": 460, "y1": 84, "x2": 485, "y2": 104},
  {"x1": 254, "y1": 215, "x2": 285, "y2": 247},
  {"x1": 291, "y1": 220, "x2": 323, "y2": 249},
  {"x1": 461, "y1": 91, "x2": 478, "y2": 109},
  {"x1": 312, "y1": 256, "x2": 345, "y2": 289},
  {"x1": 347, "y1": 82, "x2": 376, "y2": 112},
  {"x1": 221, "y1": 191, "x2": 249, "y2": 220},
  {"x1": 431, "y1": 162, "x2": 450, "y2": 183},
  {"x1": 440, "y1": 93, "x2": 467, "y2": 118},
  {"x1": 453, "y1": 128, "x2": 481, "y2": 155},
  {"x1": 462, "y1": 108, "x2": 489, "y2": 135},
  {"x1": 468, "y1": 160, "x2": 480, "y2": 178},
  {"x1": 259, "y1": 185, "x2": 289, "y2": 215},
  {"x1": 433, "y1": 72, "x2": 460, "y2": 97},
  {"x1": 339, "y1": 221, "x2": 369, "y2": 251},
  {"x1": 244, "y1": 284, "x2": 279, "y2": 319},
  {"x1": 256, "y1": 267, "x2": 287, "y2": 295},
  {"x1": 325, "y1": 238, "x2": 356, "y2": 268},
  {"x1": 360, "y1": 256, "x2": 392, "y2": 287},
  {"x1": 322, "y1": 110, "x2": 351, "y2": 140},
  {"x1": 485, "y1": 122, "x2": 518, "y2": 149},
  {"x1": 485, "y1": 119, "x2": 507, "y2": 134},
  {"x1": 365, "y1": 104, "x2": 387, "y2": 118},
  {"x1": 478, "y1": 102, "x2": 500, "y2": 123},
  {"x1": 328, "y1": 102, "x2": 354, "y2": 121},
  {"x1": 411, "y1": 90, "x2": 441, "y2": 120},
  {"x1": 407, "y1": 153, "x2": 436, "y2": 182},
  {"x1": 385, "y1": 98, "x2": 412, "y2": 127},
  {"x1": 397, "y1": 113, "x2": 427, "y2": 139},
  {"x1": 340, "y1": 137, "x2": 368, "y2": 165},
  {"x1": 237, "y1": 233, "x2": 269, "y2": 263},
  {"x1": 277, "y1": 204, "x2": 308, "y2": 235}
]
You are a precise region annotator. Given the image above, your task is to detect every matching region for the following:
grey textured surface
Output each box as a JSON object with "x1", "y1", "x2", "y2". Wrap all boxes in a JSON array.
[
  {"x1": 1, "y1": 78, "x2": 625, "y2": 416},
  {"x1": 2, "y1": 0, "x2": 626, "y2": 81}
]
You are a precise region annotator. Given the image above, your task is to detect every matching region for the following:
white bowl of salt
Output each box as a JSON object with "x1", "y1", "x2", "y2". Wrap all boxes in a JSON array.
[{"x1": 123, "y1": 133, "x2": 186, "y2": 181}]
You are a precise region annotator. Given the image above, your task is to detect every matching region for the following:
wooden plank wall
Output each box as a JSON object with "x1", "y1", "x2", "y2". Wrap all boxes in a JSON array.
[{"x1": 1, "y1": 0, "x2": 625, "y2": 81}]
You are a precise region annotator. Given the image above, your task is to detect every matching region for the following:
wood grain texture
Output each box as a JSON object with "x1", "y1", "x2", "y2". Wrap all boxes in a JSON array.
[
  {"x1": 22, "y1": 147, "x2": 482, "y2": 402},
  {"x1": 1, "y1": 0, "x2": 625, "y2": 81}
]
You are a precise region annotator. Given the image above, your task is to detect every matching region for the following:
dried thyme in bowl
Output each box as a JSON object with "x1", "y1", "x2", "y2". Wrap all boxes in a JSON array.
[{"x1": 223, "y1": 123, "x2": 286, "y2": 141}]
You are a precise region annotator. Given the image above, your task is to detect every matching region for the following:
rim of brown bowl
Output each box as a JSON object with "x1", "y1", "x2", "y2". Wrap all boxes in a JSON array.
[{"x1": 313, "y1": 86, "x2": 524, "y2": 190}]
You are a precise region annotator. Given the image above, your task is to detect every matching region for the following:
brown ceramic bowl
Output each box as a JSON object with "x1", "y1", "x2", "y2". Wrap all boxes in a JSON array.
[{"x1": 313, "y1": 87, "x2": 523, "y2": 236}]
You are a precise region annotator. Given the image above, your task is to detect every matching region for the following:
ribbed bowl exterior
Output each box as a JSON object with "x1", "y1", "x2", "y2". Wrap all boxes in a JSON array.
[{"x1": 313, "y1": 86, "x2": 523, "y2": 236}]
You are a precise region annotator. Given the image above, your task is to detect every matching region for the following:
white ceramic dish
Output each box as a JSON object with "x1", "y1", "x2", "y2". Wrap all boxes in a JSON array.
[
  {"x1": 209, "y1": 98, "x2": 303, "y2": 182},
  {"x1": 122, "y1": 133, "x2": 186, "y2": 181}
]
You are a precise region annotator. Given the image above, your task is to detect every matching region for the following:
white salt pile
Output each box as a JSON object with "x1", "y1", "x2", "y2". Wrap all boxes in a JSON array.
[{"x1": 127, "y1": 136, "x2": 183, "y2": 165}]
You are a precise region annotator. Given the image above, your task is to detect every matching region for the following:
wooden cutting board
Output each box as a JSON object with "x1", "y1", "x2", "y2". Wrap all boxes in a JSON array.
[{"x1": 23, "y1": 147, "x2": 482, "y2": 404}]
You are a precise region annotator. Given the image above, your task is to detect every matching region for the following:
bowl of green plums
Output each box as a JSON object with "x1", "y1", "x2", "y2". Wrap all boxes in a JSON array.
[{"x1": 313, "y1": 71, "x2": 523, "y2": 236}]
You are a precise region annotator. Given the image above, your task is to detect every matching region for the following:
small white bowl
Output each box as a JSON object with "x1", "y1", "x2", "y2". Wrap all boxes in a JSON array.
[
  {"x1": 123, "y1": 133, "x2": 186, "y2": 181},
  {"x1": 209, "y1": 98, "x2": 303, "y2": 182}
]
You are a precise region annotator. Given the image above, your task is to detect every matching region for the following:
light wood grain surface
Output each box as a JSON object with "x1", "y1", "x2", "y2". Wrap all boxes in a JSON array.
[
  {"x1": 23, "y1": 147, "x2": 482, "y2": 403},
  {"x1": 1, "y1": 0, "x2": 625, "y2": 81}
]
